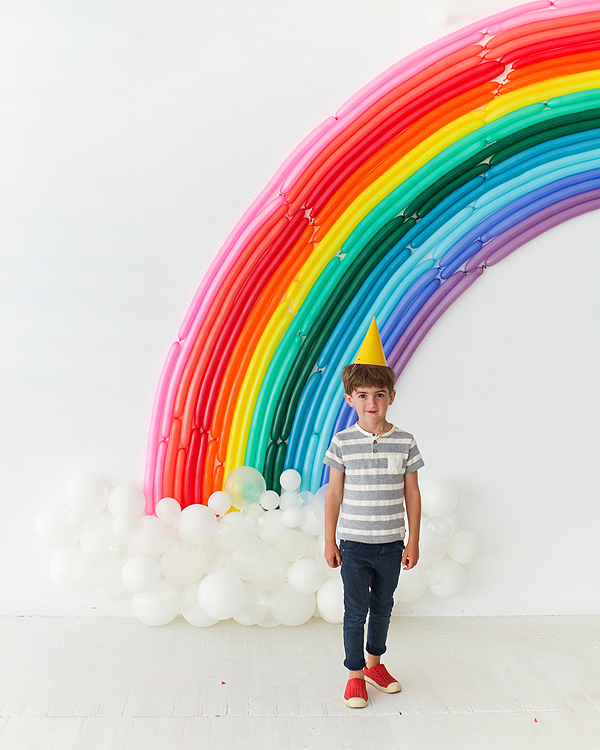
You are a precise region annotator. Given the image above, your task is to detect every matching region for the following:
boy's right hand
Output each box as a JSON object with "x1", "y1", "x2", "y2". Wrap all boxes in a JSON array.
[{"x1": 324, "y1": 540, "x2": 342, "y2": 568}]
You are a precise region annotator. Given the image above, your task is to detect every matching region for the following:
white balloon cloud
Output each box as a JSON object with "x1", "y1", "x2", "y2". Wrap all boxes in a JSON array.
[{"x1": 37, "y1": 473, "x2": 480, "y2": 626}]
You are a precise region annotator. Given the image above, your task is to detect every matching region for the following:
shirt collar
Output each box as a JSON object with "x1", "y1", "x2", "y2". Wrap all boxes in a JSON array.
[{"x1": 354, "y1": 422, "x2": 395, "y2": 438}]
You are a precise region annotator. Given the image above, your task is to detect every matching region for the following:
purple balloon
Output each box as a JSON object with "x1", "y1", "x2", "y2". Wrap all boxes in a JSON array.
[
  {"x1": 389, "y1": 268, "x2": 484, "y2": 375},
  {"x1": 464, "y1": 187, "x2": 600, "y2": 272},
  {"x1": 387, "y1": 272, "x2": 463, "y2": 367},
  {"x1": 485, "y1": 196, "x2": 600, "y2": 267}
]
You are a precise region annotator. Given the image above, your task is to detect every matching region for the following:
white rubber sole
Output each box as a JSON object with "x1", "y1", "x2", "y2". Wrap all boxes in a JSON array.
[
  {"x1": 364, "y1": 676, "x2": 402, "y2": 693},
  {"x1": 344, "y1": 695, "x2": 368, "y2": 708}
]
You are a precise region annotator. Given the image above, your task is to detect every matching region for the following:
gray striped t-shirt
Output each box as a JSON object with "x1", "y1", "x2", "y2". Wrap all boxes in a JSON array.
[{"x1": 323, "y1": 422, "x2": 424, "y2": 543}]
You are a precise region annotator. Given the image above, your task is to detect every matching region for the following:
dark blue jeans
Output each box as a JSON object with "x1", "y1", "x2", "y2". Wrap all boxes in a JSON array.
[{"x1": 339, "y1": 539, "x2": 404, "y2": 671}]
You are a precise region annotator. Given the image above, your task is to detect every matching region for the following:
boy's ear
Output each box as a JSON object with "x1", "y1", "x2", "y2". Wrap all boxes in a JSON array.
[
  {"x1": 343, "y1": 392, "x2": 354, "y2": 407},
  {"x1": 389, "y1": 389, "x2": 396, "y2": 405}
]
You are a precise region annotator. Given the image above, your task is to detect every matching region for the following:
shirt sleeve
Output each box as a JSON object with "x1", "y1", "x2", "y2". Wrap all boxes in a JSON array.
[
  {"x1": 323, "y1": 435, "x2": 345, "y2": 473},
  {"x1": 406, "y1": 436, "x2": 425, "y2": 473}
]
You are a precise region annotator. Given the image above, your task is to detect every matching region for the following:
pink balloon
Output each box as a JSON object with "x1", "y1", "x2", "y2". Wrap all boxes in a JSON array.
[
  {"x1": 486, "y1": 2, "x2": 599, "y2": 34},
  {"x1": 144, "y1": 341, "x2": 180, "y2": 507}
]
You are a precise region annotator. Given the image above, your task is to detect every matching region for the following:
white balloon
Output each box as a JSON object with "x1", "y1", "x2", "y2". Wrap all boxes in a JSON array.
[
  {"x1": 198, "y1": 571, "x2": 245, "y2": 620},
  {"x1": 233, "y1": 607, "x2": 255, "y2": 626},
  {"x1": 158, "y1": 579, "x2": 184, "y2": 614},
  {"x1": 160, "y1": 544, "x2": 203, "y2": 586},
  {"x1": 72, "y1": 553, "x2": 103, "y2": 591},
  {"x1": 178, "y1": 504, "x2": 217, "y2": 545},
  {"x1": 394, "y1": 567, "x2": 428, "y2": 603},
  {"x1": 287, "y1": 559, "x2": 324, "y2": 594},
  {"x1": 298, "y1": 491, "x2": 314, "y2": 507},
  {"x1": 264, "y1": 581, "x2": 294, "y2": 626},
  {"x1": 259, "y1": 490, "x2": 280, "y2": 511},
  {"x1": 229, "y1": 538, "x2": 272, "y2": 582},
  {"x1": 244, "y1": 581, "x2": 295, "y2": 627},
  {"x1": 180, "y1": 582, "x2": 202, "y2": 613},
  {"x1": 447, "y1": 530, "x2": 481, "y2": 565},
  {"x1": 282, "y1": 507, "x2": 302, "y2": 528},
  {"x1": 279, "y1": 469, "x2": 301, "y2": 492},
  {"x1": 207, "y1": 491, "x2": 232, "y2": 516},
  {"x1": 213, "y1": 512, "x2": 255, "y2": 551},
  {"x1": 312, "y1": 484, "x2": 328, "y2": 523},
  {"x1": 35, "y1": 504, "x2": 80, "y2": 548},
  {"x1": 241, "y1": 582, "x2": 271, "y2": 625},
  {"x1": 195, "y1": 539, "x2": 227, "y2": 573},
  {"x1": 127, "y1": 516, "x2": 167, "y2": 558},
  {"x1": 428, "y1": 559, "x2": 467, "y2": 599},
  {"x1": 279, "y1": 491, "x2": 301, "y2": 510},
  {"x1": 317, "y1": 578, "x2": 344, "y2": 623},
  {"x1": 156, "y1": 497, "x2": 181, "y2": 518},
  {"x1": 257, "y1": 510, "x2": 286, "y2": 545},
  {"x1": 132, "y1": 590, "x2": 177, "y2": 626},
  {"x1": 282, "y1": 592, "x2": 316, "y2": 626},
  {"x1": 122, "y1": 555, "x2": 160, "y2": 593},
  {"x1": 182, "y1": 603, "x2": 218, "y2": 628},
  {"x1": 418, "y1": 540, "x2": 448, "y2": 568},
  {"x1": 420, "y1": 479, "x2": 459, "y2": 517},
  {"x1": 80, "y1": 514, "x2": 124, "y2": 557},
  {"x1": 426, "y1": 514, "x2": 454, "y2": 543},
  {"x1": 245, "y1": 504, "x2": 266, "y2": 521},
  {"x1": 275, "y1": 529, "x2": 309, "y2": 562},
  {"x1": 112, "y1": 515, "x2": 137, "y2": 539},
  {"x1": 299, "y1": 505, "x2": 324, "y2": 536},
  {"x1": 65, "y1": 474, "x2": 109, "y2": 517},
  {"x1": 108, "y1": 485, "x2": 146, "y2": 518},
  {"x1": 424, "y1": 562, "x2": 445, "y2": 586},
  {"x1": 98, "y1": 560, "x2": 130, "y2": 601},
  {"x1": 447, "y1": 512, "x2": 461, "y2": 533}
]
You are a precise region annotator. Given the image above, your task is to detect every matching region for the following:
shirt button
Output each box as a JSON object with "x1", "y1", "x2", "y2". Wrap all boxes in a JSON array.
[
  {"x1": 373, "y1": 439, "x2": 377, "y2": 444},
  {"x1": 373, "y1": 448, "x2": 378, "y2": 453}
]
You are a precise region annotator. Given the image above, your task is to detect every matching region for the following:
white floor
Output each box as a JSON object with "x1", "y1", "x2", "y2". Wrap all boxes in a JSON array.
[{"x1": 0, "y1": 615, "x2": 598, "y2": 750}]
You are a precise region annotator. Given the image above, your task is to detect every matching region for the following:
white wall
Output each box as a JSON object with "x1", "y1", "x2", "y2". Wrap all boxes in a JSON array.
[{"x1": 1, "y1": 0, "x2": 598, "y2": 616}]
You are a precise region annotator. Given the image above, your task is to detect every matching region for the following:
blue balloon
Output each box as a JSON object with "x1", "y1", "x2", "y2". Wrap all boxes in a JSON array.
[{"x1": 440, "y1": 240, "x2": 482, "y2": 279}]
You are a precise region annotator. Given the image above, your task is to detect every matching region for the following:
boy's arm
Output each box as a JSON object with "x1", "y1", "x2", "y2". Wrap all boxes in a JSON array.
[
  {"x1": 324, "y1": 467, "x2": 344, "y2": 568},
  {"x1": 402, "y1": 470, "x2": 421, "y2": 570}
]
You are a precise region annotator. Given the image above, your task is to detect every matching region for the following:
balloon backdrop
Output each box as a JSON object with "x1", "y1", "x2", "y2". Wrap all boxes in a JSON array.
[
  {"x1": 38, "y1": 472, "x2": 480, "y2": 626},
  {"x1": 143, "y1": 0, "x2": 600, "y2": 511}
]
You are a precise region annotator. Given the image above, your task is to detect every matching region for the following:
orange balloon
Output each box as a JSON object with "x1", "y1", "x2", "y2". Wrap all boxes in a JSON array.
[
  {"x1": 501, "y1": 50, "x2": 600, "y2": 94},
  {"x1": 285, "y1": 50, "x2": 485, "y2": 211},
  {"x1": 202, "y1": 438, "x2": 220, "y2": 505},
  {"x1": 311, "y1": 80, "x2": 498, "y2": 241},
  {"x1": 485, "y1": 11, "x2": 600, "y2": 51}
]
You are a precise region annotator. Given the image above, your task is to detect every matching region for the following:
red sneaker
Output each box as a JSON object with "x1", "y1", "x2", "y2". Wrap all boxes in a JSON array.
[
  {"x1": 363, "y1": 664, "x2": 402, "y2": 693},
  {"x1": 344, "y1": 677, "x2": 368, "y2": 708}
]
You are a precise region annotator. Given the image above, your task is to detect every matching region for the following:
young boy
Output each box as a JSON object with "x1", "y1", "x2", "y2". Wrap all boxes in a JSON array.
[{"x1": 323, "y1": 321, "x2": 424, "y2": 708}]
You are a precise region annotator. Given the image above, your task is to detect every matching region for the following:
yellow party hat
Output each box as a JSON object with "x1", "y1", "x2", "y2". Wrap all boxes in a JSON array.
[{"x1": 354, "y1": 318, "x2": 387, "y2": 366}]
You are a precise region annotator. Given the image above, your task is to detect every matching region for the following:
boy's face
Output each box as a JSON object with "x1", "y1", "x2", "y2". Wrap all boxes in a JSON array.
[{"x1": 344, "y1": 385, "x2": 396, "y2": 424}]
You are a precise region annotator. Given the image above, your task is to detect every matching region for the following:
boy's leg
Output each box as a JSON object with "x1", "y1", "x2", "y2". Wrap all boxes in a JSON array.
[
  {"x1": 339, "y1": 540, "x2": 375, "y2": 672},
  {"x1": 365, "y1": 541, "x2": 404, "y2": 661}
]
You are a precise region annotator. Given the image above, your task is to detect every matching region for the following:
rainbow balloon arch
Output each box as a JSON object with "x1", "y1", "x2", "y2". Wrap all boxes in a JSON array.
[{"x1": 144, "y1": 0, "x2": 600, "y2": 515}]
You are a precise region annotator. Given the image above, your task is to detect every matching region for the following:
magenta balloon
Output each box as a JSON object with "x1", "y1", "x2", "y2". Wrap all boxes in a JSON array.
[
  {"x1": 485, "y1": 196, "x2": 600, "y2": 267},
  {"x1": 390, "y1": 268, "x2": 485, "y2": 375}
]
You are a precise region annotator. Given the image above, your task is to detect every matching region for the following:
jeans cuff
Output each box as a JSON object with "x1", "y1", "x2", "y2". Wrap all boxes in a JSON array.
[
  {"x1": 343, "y1": 657, "x2": 366, "y2": 671},
  {"x1": 365, "y1": 644, "x2": 387, "y2": 657}
]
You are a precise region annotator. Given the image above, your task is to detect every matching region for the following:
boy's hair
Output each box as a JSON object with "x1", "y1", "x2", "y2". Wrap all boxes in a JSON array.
[{"x1": 341, "y1": 363, "x2": 396, "y2": 395}]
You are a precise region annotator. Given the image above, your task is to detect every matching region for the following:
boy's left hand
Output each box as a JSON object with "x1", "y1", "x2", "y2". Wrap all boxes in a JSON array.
[{"x1": 402, "y1": 540, "x2": 419, "y2": 570}]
